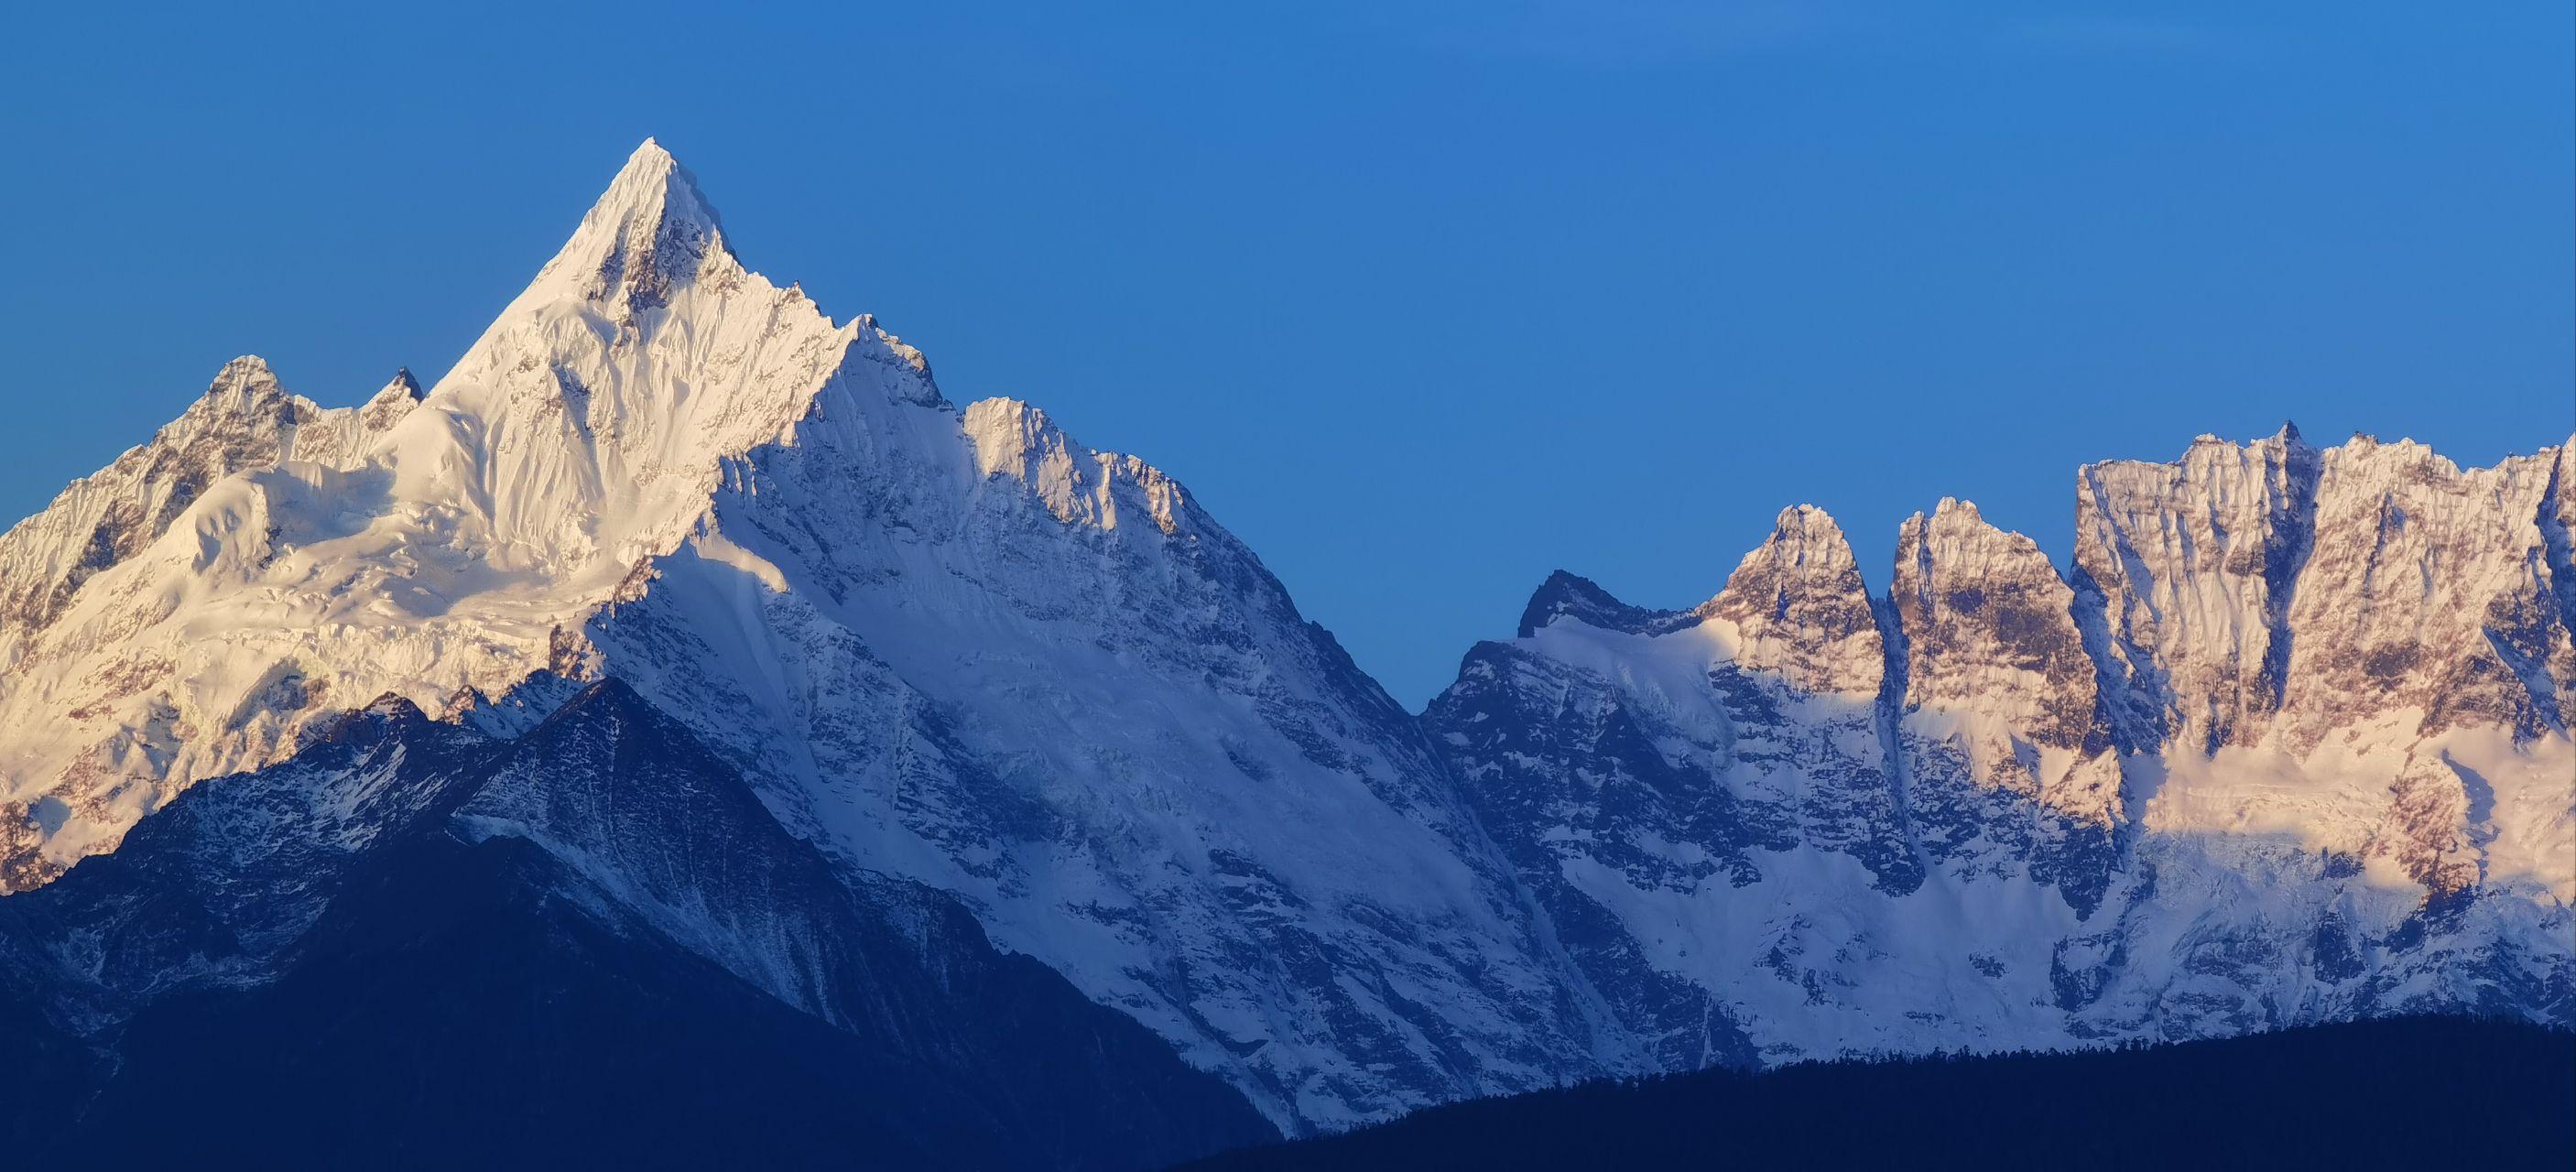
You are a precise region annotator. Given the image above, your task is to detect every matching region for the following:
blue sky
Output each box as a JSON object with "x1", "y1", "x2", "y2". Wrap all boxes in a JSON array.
[{"x1": 2, "y1": 2, "x2": 2568, "y2": 705}]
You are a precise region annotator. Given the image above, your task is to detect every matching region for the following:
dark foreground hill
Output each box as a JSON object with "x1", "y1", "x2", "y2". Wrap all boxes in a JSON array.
[
  {"x1": 1188, "y1": 1015, "x2": 2576, "y2": 1171},
  {"x1": 0, "y1": 683, "x2": 1270, "y2": 1169}
]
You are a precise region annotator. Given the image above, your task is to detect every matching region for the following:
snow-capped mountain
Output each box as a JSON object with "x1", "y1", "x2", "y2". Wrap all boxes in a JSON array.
[
  {"x1": 0, "y1": 360, "x2": 424, "y2": 886},
  {"x1": 0, "y1": 141, "x2": 2567, "y2": 1159},
  {"x1": 0, "y1": 142, "x2": 1631, "y2": 1137},
  {"x1": 1427, "y1": 431, "x2": 2573, "y2": 1063}
]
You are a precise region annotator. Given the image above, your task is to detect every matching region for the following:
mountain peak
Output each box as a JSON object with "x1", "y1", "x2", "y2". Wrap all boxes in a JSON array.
[
  {"x1": 530, "y1": 138, "x2": 734, "y2": 311},
  {"x1": 196, "y1": 356, "x2": 296, "y2": 418},
  {"x1": 1905, "y1": 495, "x2": 2049, "y2": 561},
  {"x1": 1758, "y1": 504, "x2": 1856, "y2": 572},
  {"x1": 356, "y1": 368, "x2": 426, "y2": 429},
  {"x1": 1698, "y1": 502, "x2": 1883, "y2": 692},
  {"x1": 603, "y1": 137, "x2": 704, "y2": 210},
  {"x1": 1516, "y1": 570, "x2": 1667, "y2": 638},
  {"x1": 1695, "y1": 504, "x2": 1864, "y2": 619},
  {"x1": 375, "y1": 367, "x2": 424, "y2": 403},
  {"x1": 605, "y1": 138, "x2": 704, "y2": 212},
  {"x1": 207, "y1": 354, "x2": 279, "y2": 393}
]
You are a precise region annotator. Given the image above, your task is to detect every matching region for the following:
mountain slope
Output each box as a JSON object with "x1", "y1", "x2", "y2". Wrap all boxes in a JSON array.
[{"x1": 0, "y1": 679, "x2": 1269, "y2": 1167}]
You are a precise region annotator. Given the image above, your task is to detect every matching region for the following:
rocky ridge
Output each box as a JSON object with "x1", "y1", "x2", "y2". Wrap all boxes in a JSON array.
[
  {"x1": 0, "y1": 143, "x2": 2565, "y2": 1150},
  {"x1": 1429, "y1": 427, "x2": 2573, "y2": 1062}
]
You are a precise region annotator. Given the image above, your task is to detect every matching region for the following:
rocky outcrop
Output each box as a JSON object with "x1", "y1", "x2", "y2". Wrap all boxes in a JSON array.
[
  {"x1": 1695, "y1": 506, "x2": 1918, "y2": 892},
  {"x1": 2074, "y1": 425, "x2": 2321, "y2": 754},
  {"x1": 2276, "y1": 437, "x2": 2572, "y2": 744},
  {"x1": 1428, "y1": 430, "x2": 2573, "y2": 1064},
  {"x1": 1890, "y1": 498, "x2": 2119, "y2": 911}
]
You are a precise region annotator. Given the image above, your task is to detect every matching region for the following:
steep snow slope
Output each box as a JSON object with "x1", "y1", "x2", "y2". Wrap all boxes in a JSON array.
[
  {"x1": 582, "y1": 309, "x2": 1623, "y2": 1133},
  {"x1": 1430, "y1": 437, "x2": 2574, "y2": 1061}
]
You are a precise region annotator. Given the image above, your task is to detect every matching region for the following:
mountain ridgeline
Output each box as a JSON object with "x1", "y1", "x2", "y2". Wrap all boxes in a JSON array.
[
  {"x1": 1430, "y1": 462, "x2": 2572, "y2": 1068},
  {"x1": 0, "y1": 142, "x2": 2567, "y2": 1164}
]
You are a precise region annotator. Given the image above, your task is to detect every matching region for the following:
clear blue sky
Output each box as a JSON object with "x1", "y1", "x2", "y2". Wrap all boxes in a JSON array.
[{"x1": 3, "y1": 3, "x2": 2569, "y2": 706}]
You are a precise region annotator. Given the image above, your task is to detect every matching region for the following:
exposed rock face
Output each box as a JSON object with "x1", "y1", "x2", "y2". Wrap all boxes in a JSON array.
[
  {"x1": 1891, "y1": 498, "x2": 2119, "y2": 911},
  {"x1": 2277, "y1": 438, "x2": 2572, "y2": 743},
  {"x1": 1428, "y1": 431, "x2": 2573, "y2": 1063},
  {"x1": 1428, "y1": 584, "x2": 1767, "y2": 1075},
  {"x1": 1698, "y1": 505, "x2": 1887, "y2": 696},
  {"x1": 1694, "y1": 507, "x2": 1918, "y2": 893},
  {"x1": 2072, "y1": 432, "x2": 2576, "y2": 903},
  {"x1": 2074, "y1": 425, "x2": 2322, "y2": 754},
  {"x1": 2075, "y1": 427, "x2": 2575, "y2": 760},
  {"x1": 1894, "y1": 500, "x2": 2105, "y2": 758}
]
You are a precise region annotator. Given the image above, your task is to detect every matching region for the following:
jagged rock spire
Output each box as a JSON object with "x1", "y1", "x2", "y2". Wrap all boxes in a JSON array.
[{"x1": 1700, "y1": 505, "x2": 1882, "y2": 695}]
